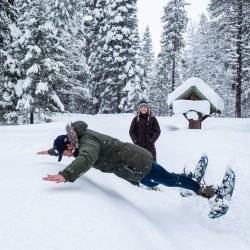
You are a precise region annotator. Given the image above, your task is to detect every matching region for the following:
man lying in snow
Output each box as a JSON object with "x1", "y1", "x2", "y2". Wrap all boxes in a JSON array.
[{"x1": 41, "y1": 120, "x2": 215, "y2": 199}]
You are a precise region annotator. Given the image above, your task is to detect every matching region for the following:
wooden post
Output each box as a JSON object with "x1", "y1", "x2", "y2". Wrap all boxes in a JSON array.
[
  {"x1": 184, "y1": 112, "x2": 210, "y2": 129},
  {"x1": 188, "y1": 119, "x2": 202, "y2": 129}
]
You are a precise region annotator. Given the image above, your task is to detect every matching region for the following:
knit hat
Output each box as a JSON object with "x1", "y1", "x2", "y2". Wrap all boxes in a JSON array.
[
  {"x1": 53, "y1": 135, "x2": 69, "y2": 162},
  {"x1": 137, "y1": 100, "x2": 153, "y2": 120},
  {"x1": 138, "y1": 100, "x2": 150, "y2": 109}
]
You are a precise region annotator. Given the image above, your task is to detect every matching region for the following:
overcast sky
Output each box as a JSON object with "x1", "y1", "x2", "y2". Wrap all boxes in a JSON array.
[{"x1": 137, "y1": 0, "x2": 210, "y2": 55}]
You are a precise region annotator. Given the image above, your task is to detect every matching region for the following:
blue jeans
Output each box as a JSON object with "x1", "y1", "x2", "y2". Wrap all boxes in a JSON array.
[{"x1": 140, "y1": 162, "x2": 200, "y2": 193}]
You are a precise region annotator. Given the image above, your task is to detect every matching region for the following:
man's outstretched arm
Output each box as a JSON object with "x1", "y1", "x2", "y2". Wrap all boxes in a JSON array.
[
  {"x1": 37, "y1": 148, "x2": 58, "y2": 156},
  {"x1": 43, "y1": 136, "x2": 100, "y2": 183},
  {"x1": 37, "y1": 150, "x2": 49, "y2": 155}
]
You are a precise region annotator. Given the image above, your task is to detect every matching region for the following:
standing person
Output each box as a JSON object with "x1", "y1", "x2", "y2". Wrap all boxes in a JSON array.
[
  {"x1": 129, "y1": 100, "x2": 161, "y2": 161},
  {"x1": 42, "y1": 120, "x2": 216, "y2": 201}
]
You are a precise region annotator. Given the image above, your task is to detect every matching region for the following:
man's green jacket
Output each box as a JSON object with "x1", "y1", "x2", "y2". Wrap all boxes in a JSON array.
[{"x1": 60, "y1": 121, "x2": 153, "y2": 183}]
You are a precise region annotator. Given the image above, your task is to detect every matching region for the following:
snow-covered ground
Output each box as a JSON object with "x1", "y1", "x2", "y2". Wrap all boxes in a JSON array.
[{"x1": 1, "y1": 113, "x2": 250, "y2": 250}]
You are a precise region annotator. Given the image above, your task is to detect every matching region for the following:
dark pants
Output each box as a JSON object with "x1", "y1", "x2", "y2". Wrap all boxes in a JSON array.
[
  {"x1": 148, "y1": 144, "x2": 156, "y2": 161},
  {"x1": 140, "y1": 162, "x2": 200, "y2": 193}
]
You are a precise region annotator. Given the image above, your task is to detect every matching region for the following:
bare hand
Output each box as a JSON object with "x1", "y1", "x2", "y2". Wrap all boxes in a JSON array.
[
  {"x1": 42, "y1": 174, "x2": 65, "y2": 183},
  {"x1": 37, "y1": 150, "x2": 49, "y2": 155}
]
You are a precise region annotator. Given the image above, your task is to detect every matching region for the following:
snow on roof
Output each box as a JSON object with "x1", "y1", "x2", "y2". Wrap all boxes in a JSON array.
[
  {"x1": 173, "y1": 100, "x2": 210, "y2": 115},
  {"x1": 168, "y1": 77, "x2": 224, "y2": 112}
]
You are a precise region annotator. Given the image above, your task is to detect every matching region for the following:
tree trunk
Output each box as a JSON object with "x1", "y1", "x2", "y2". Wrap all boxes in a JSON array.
[
  {"x1": 171, "y1": 56, "x2": 176, "y2": 92},
  {"x1": 170, "y1": 54, "x2": 176, "y2": 116},
  {"x1": 235, "y1": 0, "x2": 243, "y2": 118},
  {"x1": 30, "y1": 111, "x2": 34, "y2": 124}
]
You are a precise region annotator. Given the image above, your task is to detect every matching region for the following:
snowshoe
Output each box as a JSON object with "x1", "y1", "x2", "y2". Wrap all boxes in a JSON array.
[
  {"x1": 208, "y1": 168, "x2": 235, "y2": 219},
  {"x1": 180, "y1": 154, "x2": 208, "y2": 197}
]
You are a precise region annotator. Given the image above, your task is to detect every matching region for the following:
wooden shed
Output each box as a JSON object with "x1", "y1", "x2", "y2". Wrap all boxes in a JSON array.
[{"x1": 168, "y1": 77, "x2": 224, "y2": 129}]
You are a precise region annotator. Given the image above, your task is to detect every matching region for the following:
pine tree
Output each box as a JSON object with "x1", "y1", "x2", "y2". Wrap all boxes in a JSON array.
[
  {"x1": 96, "y1": 0, "x2": 144, "y2": 113},
  {"x1": 181, "y1": 22, "x2": 198, "y2": 78},
  {"x1": 141, "y1": 26, "x2": 155, "y2": 101},
  {"x1": 86, "y1": 0, "x2": 110, "y2": 114},
  {"x1": 209, "y1": 0, "x2": 250, "y2": 117},
  {"x1": 119, "y1": 20, "x2": 145, "y2": 112},
  {"x1": 182, "y1": 16, "x2": 211, "y2": 81},
  {"x1": 205, "y1": 16, "x2": 236, "y2": 117},
  {"x1": 0, "y1": 0, "x2": 19, "y2": 124},
  {"x1": 150, "y1": 55, "x2": 169, "y2": 115},
  {"x1": 182, "y1": 15, "x2": 235, "y2": 117},
  {"x1": 0, "y1": 0, "x2": 16, "y2": 50},
  {"x1": 161, "y1": 0, "x2": 188, "y2": 92},
  {"x1": 3, "y1": 0, "x2": 90, "y2": 124},
  {"x1": 154, "y1": 0, "x2": 188, "y2": 115},
  {"x1": 15, "y1": 0, "x2": 66, "y2": 123},
  {"x1": 46, "y1": 0, "x2": 91, "y2": 114}
]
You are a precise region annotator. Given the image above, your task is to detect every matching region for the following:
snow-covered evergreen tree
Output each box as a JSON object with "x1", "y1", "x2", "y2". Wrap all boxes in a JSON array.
[
  {"x1": 182, "y1": 15, "x2": 235, "y2": 117},
  {"x1": 2, "y1": 0, "x2": 90, "y2": 124},
  {"x1": 14, "y1": 0, "x2": 66, "y2": 123},
  {"x1": 86, "y1": 0, "x2": 110, "y2": 114},
  {"x1": 160, "y1": 0, "x2": 188, "y2": 92},
  {"x1": 95, "y1": 0, "x2": 145, "y2": 113},
  {"x1": 209, "y1": 0, "x2": 250, "y2": 118},
  {"x1": 46, "y1": 0, "x2": 91, "y2": 114},
  {"x1": 141, "y1": 26, "x2": 155, "y2": 100},
  {"x1": 0, "y1": 0, "x2": 19, "y2": 124},
  {"x1": 119, "y1": 21, "x2": 145, "y2": 112},
  {"x1": 153, "y1": 0, "x2": 188, "y2": 115},
  {"x1": 181, "y1": 22, "x2": 198, "y2": 78},
  {"x1": 150, "y1": 55, "x2": 169, "y2": 116},
  {"x1": 0, "y1": 0, "x2": 17, "y2": 50},
  {"x1": 182, "y1": 16, "x2": 212, "y2": 81}
]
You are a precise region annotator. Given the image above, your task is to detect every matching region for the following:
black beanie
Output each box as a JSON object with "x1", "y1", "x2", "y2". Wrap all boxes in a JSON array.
[
  {"x1": 138, "y1": 100, "x2": 150, "y2": 108},
  {"x1": 53, "y1": 135, "x2": 69, "y2": 162}
]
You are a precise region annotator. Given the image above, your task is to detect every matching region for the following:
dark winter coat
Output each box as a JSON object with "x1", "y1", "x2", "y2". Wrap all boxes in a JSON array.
[
  {"x1": 59, "y1": 121, "x2": 153, "y2": 183},
  {"x1": 129, "y1": 114, "x2": 161, "y2": 161}
]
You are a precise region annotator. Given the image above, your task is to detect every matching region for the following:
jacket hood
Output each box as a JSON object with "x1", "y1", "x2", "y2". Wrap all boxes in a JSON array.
[
  {"x1": 66, "y1": 121, "x2": 88, "y2": 149},
  {"x1": 72, "y1": 121, "x2": 88, "y2": 138}
]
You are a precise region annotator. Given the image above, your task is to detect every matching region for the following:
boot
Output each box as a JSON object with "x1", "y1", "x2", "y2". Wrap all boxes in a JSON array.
[{"x1": 198, "y1": 185, "x2": 216, "y2": 199}]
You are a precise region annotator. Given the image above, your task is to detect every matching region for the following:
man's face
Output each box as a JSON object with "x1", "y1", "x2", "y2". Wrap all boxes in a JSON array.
[
  {"x1": 140, "y1": 105, "x2": 148, "y2": 114},
  {"x1": 63, "y1": 144, "x2": 74, "y2": 157}
]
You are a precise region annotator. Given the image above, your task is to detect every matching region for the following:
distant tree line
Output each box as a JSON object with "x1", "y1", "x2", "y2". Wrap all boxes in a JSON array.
[{"x1": 0, "y1": 0, "x2": 249, "y2": 124}]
